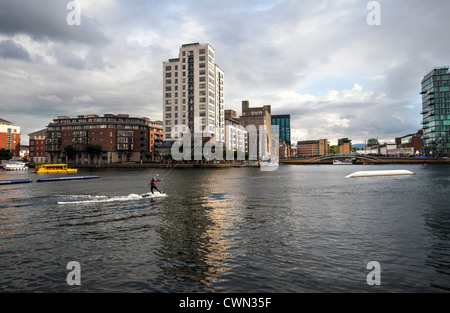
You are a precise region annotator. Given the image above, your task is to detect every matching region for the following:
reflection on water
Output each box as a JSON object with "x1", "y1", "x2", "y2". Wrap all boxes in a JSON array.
[
  {"x1": 421, "y1": 166, "x2": 450, "y2": 291},
  {"x1": 0, "y1": 165, "x2": 449, "y2": 292},
  {"x1": 155, "y1": 176, "x2": 235, "y2": 292}
]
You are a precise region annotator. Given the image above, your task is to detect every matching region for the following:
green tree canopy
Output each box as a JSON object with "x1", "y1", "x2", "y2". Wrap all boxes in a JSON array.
[
  {"x1": 330, "y1": 145, "x2": 338, "y2": 154},
  {"x1": 64, "y1": 145, "x2": 75, "y2": 157},
  {"x1": 85, "y1": 144, "x2": 103, "y2": 156},
  {"x1": 0, "y1": 148, "x2": 12, "y2": 160}
]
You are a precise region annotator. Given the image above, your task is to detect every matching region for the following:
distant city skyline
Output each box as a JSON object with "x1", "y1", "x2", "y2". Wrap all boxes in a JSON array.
[{"x1": 1, "y1": 0, "x2": 449, "y2": 146}]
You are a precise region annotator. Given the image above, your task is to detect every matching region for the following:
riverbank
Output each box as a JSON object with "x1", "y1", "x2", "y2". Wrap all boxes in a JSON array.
[
  {"x1": 68, "y1": 162, "x2": 254, "y2": 169},
  {"x1": 27, "y1": 157, "x2": 450, "y2": 169},
  {"x1": 280, "y1": 157, "x2": 450, "y2": 165}
]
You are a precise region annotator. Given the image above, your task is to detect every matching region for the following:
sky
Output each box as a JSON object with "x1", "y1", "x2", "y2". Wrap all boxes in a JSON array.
[{"x1": 0, "y1": 0, "x2": 449, "y2": 146}]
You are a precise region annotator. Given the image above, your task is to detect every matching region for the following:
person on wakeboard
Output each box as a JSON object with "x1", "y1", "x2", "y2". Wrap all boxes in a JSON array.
[{"x1": 150, "y1": 176, "x2": 162, "y2": 194}]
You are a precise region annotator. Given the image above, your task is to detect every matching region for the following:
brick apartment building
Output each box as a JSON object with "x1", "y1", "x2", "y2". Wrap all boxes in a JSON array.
[
  {"x1": 45, "y1": 114, "x2": 151, "y2": 164},
  {"x1": 28, "y1": 129, "x2": 47, "y2": 164},
  {"x1": 0, "y1": 118, "x2": 21, "y2": 158},
  {"x1": 297, "y1": 139, "x2": 329, "y2": 157}
]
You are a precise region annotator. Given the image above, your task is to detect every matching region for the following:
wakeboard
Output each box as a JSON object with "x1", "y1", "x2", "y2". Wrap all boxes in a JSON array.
[{"x1": 142, "y1": 191, "x2": 166, "y2": 198}]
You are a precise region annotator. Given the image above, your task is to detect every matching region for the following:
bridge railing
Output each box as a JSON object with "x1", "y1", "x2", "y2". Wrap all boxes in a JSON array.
[{"x1": 305, "y1": 154, "x2": 382, "y2": 162}]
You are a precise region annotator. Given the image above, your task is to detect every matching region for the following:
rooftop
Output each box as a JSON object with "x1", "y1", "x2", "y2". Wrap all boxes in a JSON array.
[
  {"x1": 423, "y1": 66, "x2": 449, "y2": 80},
  {"x1": 0, "y1": 118, "x2": 12, "y2": 125},
  {"x1": 28, "y1": 129, "x2": 47, "y2": 136}
]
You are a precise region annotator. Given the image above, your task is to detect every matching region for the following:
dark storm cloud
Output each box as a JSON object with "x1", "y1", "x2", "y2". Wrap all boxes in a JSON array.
[
  {"x1": 0, "y1": 39, "x2": 30, "y2": 61},
  {"x1": 0, "y1": 0, "x2": 110, "y2": 47}
]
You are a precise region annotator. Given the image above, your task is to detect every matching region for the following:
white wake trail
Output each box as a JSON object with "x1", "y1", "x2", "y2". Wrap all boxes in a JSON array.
[{"x1": 57, "y1": 193, "x2": 167, "y2": 205}]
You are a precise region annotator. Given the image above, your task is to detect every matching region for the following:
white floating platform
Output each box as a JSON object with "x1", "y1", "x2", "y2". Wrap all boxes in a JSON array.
[{"x1": 345, "y1": 170, "x2": 415, "y2": 178}]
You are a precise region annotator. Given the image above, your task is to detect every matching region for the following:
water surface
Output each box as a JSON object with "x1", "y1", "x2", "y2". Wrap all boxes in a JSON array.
[{"x1": 0, "y1": 164, "x2": 449, "y2": 292}]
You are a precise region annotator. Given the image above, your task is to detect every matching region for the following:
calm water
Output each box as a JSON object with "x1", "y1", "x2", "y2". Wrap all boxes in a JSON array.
[{"x1": 0, "y1": 164, "x2": 449, "y2": 292}]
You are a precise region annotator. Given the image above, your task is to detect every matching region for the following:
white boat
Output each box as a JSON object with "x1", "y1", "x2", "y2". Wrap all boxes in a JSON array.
[
  {"x1": 2, "y1": 161, "x2": 28, "y2": 171},
  {"x1": 345, "y1": 170, "x2": 415, "y2": 178},
  {"x1": 260, "y1": 160, "x2": 279, "y2": 167},
  {"x1": 260, "y1": 158, "x2": 279, "y2": 171},
  {"x1": 333, "y1": 159, "x2": 354, "y2": 165}
]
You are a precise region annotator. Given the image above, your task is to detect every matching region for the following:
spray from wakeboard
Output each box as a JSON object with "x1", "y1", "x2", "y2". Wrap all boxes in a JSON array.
[
  {"x1": 57, "y1": 141, "x2": 200, "y2": 206},
  {"x1": 57, "y1": 192, "x2": 167, "y2": 205}
]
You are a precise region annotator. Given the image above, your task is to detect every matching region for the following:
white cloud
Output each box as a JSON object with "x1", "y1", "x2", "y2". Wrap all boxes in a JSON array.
[
  {"x1": 71, "y1": 94, "x2": 93, "y2": 103},
  {"x1": 38, "y1": 94, "x2": 62, "y2": 102}
]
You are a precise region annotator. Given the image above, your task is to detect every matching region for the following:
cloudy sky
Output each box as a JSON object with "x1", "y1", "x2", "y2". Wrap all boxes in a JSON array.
[{"x1": 1, "y1": 0, "x2": 449, "y2": 146}]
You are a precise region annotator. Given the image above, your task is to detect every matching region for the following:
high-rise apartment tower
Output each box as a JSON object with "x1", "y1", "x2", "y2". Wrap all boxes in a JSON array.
[
  {"x1": 421, "y1": 67, "x2": 450, "y2": 156},
  {"x1": 163, "y1": 43, "x2": 225, "y2": 144}
]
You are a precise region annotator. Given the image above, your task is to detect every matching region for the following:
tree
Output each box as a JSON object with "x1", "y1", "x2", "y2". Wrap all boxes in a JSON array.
[
  {"x1": 85, "y1": 144, "x2": 103, "y2": 156},
  {"x1": 85, "y1": 144, "x2": 103, "y2": 164},
  {"x1": 144, "y1": 152, "x2": 152, "y2": 162},
  {"x1": 330, "y1": 145, "x2": 338, "y2": 154},
  {"x1": 64, "y1": 145, "x2": 75, "y2": 158},
  {"x1": 0, "y1": 148, "x2": 12, "y2": 160}
]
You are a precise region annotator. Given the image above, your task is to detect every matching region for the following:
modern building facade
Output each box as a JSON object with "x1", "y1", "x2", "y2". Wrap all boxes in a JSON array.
[
  {"x1": 28, "y1": 129, "x2": 47, "y2": 164},
  {"x1": 225, "y1": 118, "x2": 248, "y2": 158},
  {"x1": 163, "y1": 43, "x2": 225, "y2": 145},
  {"x1": 297, "y1": 139, "x2": 329, "y2": 157},
  {"x1": 239, "y1": 100, "x2": 272, "y2": 158},
  {"x1": 395, "y1": 129, "x2": 423, "y2": 155},
  {"x1": 20, "y1": 146, "x2": 29, "y2": 159},
  {"x1": 0, "y1": 118, "x2": 21, "y2": 158},
  {"x1": 337, "y1": 138, "x2": 352, "y2": 154},
  {"x1": 421, "y1": 66, "x2": 450, "y2": 156},
  {"x1": 225, "y1": 109, "x2": 238, "y2": 121},
  {"x1": 367, "y1": 138, "x2": 379, "y2": 147},
  {"x1": 45, "y1": 114, "x2": 150, "y2": 164},
  {"x1": 271, "y1": 115, "x2": 291, "y2": 146},
  {"x1": 148, "y1": 120, "x2": 163, "y2": 160},
  {"x1": 272, "y1": 114, "x2": 291, "y2": 158}
]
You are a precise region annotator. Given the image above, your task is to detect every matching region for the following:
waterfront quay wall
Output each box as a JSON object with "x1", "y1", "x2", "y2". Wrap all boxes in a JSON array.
[
  {"x1": 29, "y1": 158, "x2": 450, "y2": 169},
  {"x1": 280, "y1": 157, "x2": 450, "y2": 165},
  {"x1": 69, "y1": 162, "x2": 248, "y2": 169}
]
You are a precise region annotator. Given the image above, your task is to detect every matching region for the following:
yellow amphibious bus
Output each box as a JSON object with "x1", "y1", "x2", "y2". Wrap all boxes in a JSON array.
[{"x1": 33, "y1": 164, "x2": 78, "y2": 174}]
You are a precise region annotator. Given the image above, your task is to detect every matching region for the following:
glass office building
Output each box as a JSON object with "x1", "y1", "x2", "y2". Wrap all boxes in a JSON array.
[
  {"x1": 271, "y1": 114, "x2": 291, "y2": 146},
  {"x1": 421, "y1": 67, "x2": 450, "y2": 156}
]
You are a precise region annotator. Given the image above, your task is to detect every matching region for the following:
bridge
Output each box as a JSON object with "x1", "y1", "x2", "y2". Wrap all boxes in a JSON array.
[{"x1": 306, "y1": 154, "x2": 383, "y2": 163}]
